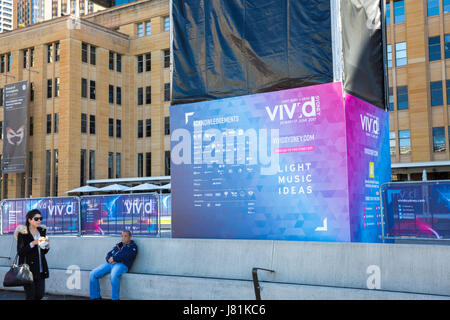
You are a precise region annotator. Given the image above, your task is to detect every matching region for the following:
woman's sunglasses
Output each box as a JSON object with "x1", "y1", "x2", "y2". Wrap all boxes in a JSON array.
[{"x1": 33, "y1": 217, "x2": 43, "y2": 221}]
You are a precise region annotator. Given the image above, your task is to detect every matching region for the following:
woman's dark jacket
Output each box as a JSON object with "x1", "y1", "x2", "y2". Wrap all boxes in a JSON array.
[{"x1": 14, "y1": 225, "x2": 50, "y2": 280}]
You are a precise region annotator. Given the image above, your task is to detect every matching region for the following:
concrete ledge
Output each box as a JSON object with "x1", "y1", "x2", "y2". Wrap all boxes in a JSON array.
[
  {"x1": 1, "y1": 267, "x2": 448, "y2": 300},
  {"x1": 1, "y1": 236, "x2": 449, "y2": 298}
]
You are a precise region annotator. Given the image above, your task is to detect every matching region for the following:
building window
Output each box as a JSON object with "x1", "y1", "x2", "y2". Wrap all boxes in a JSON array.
[
  {"x1": 389, "y1": 131, "x2": 396, "y2": 155},
  {"x1": 388, "y1": 87, "x2": 394, "y2": 111},
  {"x1": 47, "y1": 114, "x2": 52, "y2": 134},
  {"x1": 89, "y1": 115, "x2": 96, "y2": 134},
  {"x1": 429, "y1": 36, "x2": 441, "y2": 61},
  {"x1": 137, "y1": 55, "x2": 143, "y2": 73},
  {"x1": 109, "y1": 51, "x2": 114, "y2": 70},
  {"x1": 47, "y1": 44, "x2": 53, "y2": 63},
  {"x1": 89, "y1": 150, "x2": 95, "y2": 180},
  {"x1": 137, "y1": 23, "x2": 143, "y2": 37},
  {"x1": 80, "y1": 149, "x2": 86, "y2": 186},
  {"x1": 165, "y1": 151, "x2": 171, "y2": 176},
  {"x1": 90, "y1": 80, "x2": 96, "y2": 99},
  {"x1": 399, "y1": 130, "x2": 411, "y2": 155},
  {"x1": 116, "y1": 54, "x2": 122, "y2": 72},
  {"x1": 386, "y1": 2, "x2": 391, "y2": 25},
  {"x1": 431, "y1": 81, "x2": 443, "y2": 106},
  {"x1": 146, "y1": 86, "x2": 151, "y2": 104},
  {"x1": 7, "y1": 54, "x2": 11, "y2": 72},
  {"x1": 145, "y1": 53, "x2": 151, "y2": 71},
  {"x1": 394, "y1": 0, "x2": 405, "y2": 24},
  {"x1": 164, "y1": 116, "x2": 170, "y2": 135},
  {"x1": 387, "y1": 44, "x2": 392, "y2": 68},
  {"x1": 30, "y1": 48, "x2": 34, "y2": 67},
  {"x1": 53, "y1": 149, "x2": 58, "y2": 196},
  {"x1": 81, "y1": 113, "x2": 87, "y2": 133},
  {"x1": 108, "y1": 152, "x2": 114, "y2": 179},
  {"x1": 0, "y1": 121, "x2": 2, "y2": 139},
  {"x1": 82, "y1": 43, "x2": 88, "y2": 63},
  {"x1": 445, "y1": 0, "x2": 450, "y2": 13},
  {"x1": 47, "y1": 79, "x2": 52, "y2": 98},
  {"x1": 54, "y1": 113, "x2": 59, "y2": 133},
  {"x1": 54, "y1": 78, "x2": 60, "y2": 97},
  {"x1": 446, "y1": 80, "x2": 450, "y2": 105},
  {"x1": 137, "y1": 153, "x2": 143, "y2": 177},
  {"x1": 90, "y1": 45, "x2": 96, "y2": 65},
  {"x1": 145, "y1": 21, "x2": 151, "y2": 35},
  {"x1": 164, "y1": 16, "x2": 170, "y2": 31},
  {"x1": 109, "y1": 85, "x2": 114, "y2": 104},
  {"x1": 164, "y1": 49, "x2": 170, "y2": 68},
  {"x1": 164, "y1": 83, "x2": 170, "y2": 101},
  {"x1": 55, "y1": 42, "x2": 60, "y2": 62},
  {"x1": 146, "y1": 119, "x2": 151, "y2": 137},
  {"x1": 30, "y1": 83, "x2": 34, "y2": 101},
  {"x1": 116, "y1": 119, "x2": 122, "y2": 138},
  {"x1": 116, "y1": 87, "x2": 122, "y2": 105},
  {"x1": 81, "y1": 78, "x2": 87, "y2": 98},
  {"x1": 146, "y1": 152, "x2": 151, "y2": 177},
  {"x1": 395, "y1": 42, "x2": 407, "y2": 66},
  {"x1": 397, "y1": 86, "x2": 408, "y2": 110},
  {"x1": 23, "y1": 49, "x2": 27, "y2": 68},
  {"x1": 444, "y1": 34, "x2": 450, "y2": 59},
  {"x1": 29, "y1": 117, "x2": 33, "y2": 136},
  {"x1": 0, "y1": 88, "x2": 3, "y2": 106},
  {"x1": 45, "y1": 150, "x2": 51, "y2": 196},
  {"x1": 138, "y1": 87, "x2": 143, "y2": 105},
  {"x1": 428, "y1": 0, "x2": 439, "y2": 16},
  {"x1": 433, "y1": 127, "x2": 446, "y2": 152},
  {"x1": 109, "y1": 118, "x2": 114, "y2": 137},
  {"x1": 138, "y1": 120, "x2": 143, "y2": 138},
  {"x1": 116, "y1": 153, "x2": 121, "y2": 178}
]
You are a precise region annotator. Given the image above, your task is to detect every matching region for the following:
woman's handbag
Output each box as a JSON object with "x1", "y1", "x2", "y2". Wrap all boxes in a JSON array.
[{"x1": 2, "y1": 254, "x2": 34, "y2": 287}]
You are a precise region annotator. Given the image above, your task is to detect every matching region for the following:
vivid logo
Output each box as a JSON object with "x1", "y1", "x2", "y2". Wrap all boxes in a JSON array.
[
  {"x1": 265, "y1": 97, "x2": 318, "y2": 121},
  {"x1": 360, "y1": 113, "x2": 379, "y2": 136}
]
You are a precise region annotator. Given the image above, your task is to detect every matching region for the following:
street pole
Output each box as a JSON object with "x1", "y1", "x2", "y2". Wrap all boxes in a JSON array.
[{"x1": 24, "y1": 63, "x2": 39, "y2": 198}]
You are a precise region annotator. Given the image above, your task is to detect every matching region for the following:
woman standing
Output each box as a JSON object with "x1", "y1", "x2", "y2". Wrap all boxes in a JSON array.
[{"x1": 14, "y1": 209, "x2": 50, "y2": 300}]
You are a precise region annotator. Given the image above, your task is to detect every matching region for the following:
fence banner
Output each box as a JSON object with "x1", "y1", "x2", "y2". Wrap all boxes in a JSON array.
[
  {"x1": 80, "y1": 193, "x2": 159, "y2": 236},
  {"x1": 1, "y1": 197, "x2": 80, "y2": 235},
  {"x1": 381, "y1": 182, "x2": 450, "y2": 240}
]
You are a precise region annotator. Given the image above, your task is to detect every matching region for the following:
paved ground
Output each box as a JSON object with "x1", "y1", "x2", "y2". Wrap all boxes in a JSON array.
[{"x1": 0, "y1": 289, "x2": 89, "y2": 300}]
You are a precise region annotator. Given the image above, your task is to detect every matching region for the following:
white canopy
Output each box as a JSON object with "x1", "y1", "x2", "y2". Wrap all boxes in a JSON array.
[
  {"x1": 126, "y1": 183, "x2": 161, "y2": 191},
  {"x1": 98, "y1": 184, "x2": 129, "y2": 192},
  {"x1": 66, "y1": 185, "x2": 99, "y2": 193},
  {"x1": 159, "y1": 183, "x2": 171, "y2": 190}
]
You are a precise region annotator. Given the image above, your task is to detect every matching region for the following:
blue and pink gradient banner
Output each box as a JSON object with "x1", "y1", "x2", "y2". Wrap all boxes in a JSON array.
[{"x1": 170, "y1": 82, "x2": 390, "y2": 242}]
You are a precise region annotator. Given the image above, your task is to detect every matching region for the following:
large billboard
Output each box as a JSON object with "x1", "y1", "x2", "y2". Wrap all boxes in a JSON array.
[
  {"x1": 170, "y1": 82, "x2": 390, "y2": 242},
  {"x1": 2, "y1": 80, "x2": 28, "y2": 173}
]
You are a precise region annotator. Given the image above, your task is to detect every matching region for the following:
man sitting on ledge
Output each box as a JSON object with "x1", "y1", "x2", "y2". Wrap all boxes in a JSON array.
[{"x1": 89, "y1": 230, "x2": 138, "y2": 300}]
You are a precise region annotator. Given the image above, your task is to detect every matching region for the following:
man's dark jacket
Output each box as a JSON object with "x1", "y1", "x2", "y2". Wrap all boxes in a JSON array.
[
  {"x1": 105, "y1": 240, "x2": 138, "y2": 270},
  {"x1": 15, "y1": 225, "x2": 50, "y2": 280}
]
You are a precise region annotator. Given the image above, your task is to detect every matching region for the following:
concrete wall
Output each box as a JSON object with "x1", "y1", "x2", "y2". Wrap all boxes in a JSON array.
[{"x1": 1, "y1": 236, "x2": 449, "y2": 299}]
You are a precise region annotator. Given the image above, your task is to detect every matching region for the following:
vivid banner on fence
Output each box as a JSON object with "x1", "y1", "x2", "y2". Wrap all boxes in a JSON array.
[
  {"x1": 170, "y1": 82, "x2": 390, "y2": 242},
  {"x1": 1, "y1": 197, "x2": 79, "y2": 235},
  {"x1": 381, "y1": 182, "x2": 450, "y2": 239},
  {"x1": 80, "y1": 194, "x2": 159, "y2": 236},
  {"x1": 2, "y1": 81, "x2": 28, "y2": 173}
]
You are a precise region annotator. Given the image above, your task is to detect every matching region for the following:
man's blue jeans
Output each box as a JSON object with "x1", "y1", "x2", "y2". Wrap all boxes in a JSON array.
[{"x1": 89, "y1": 262, "x2": 128, "y2": 300}]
